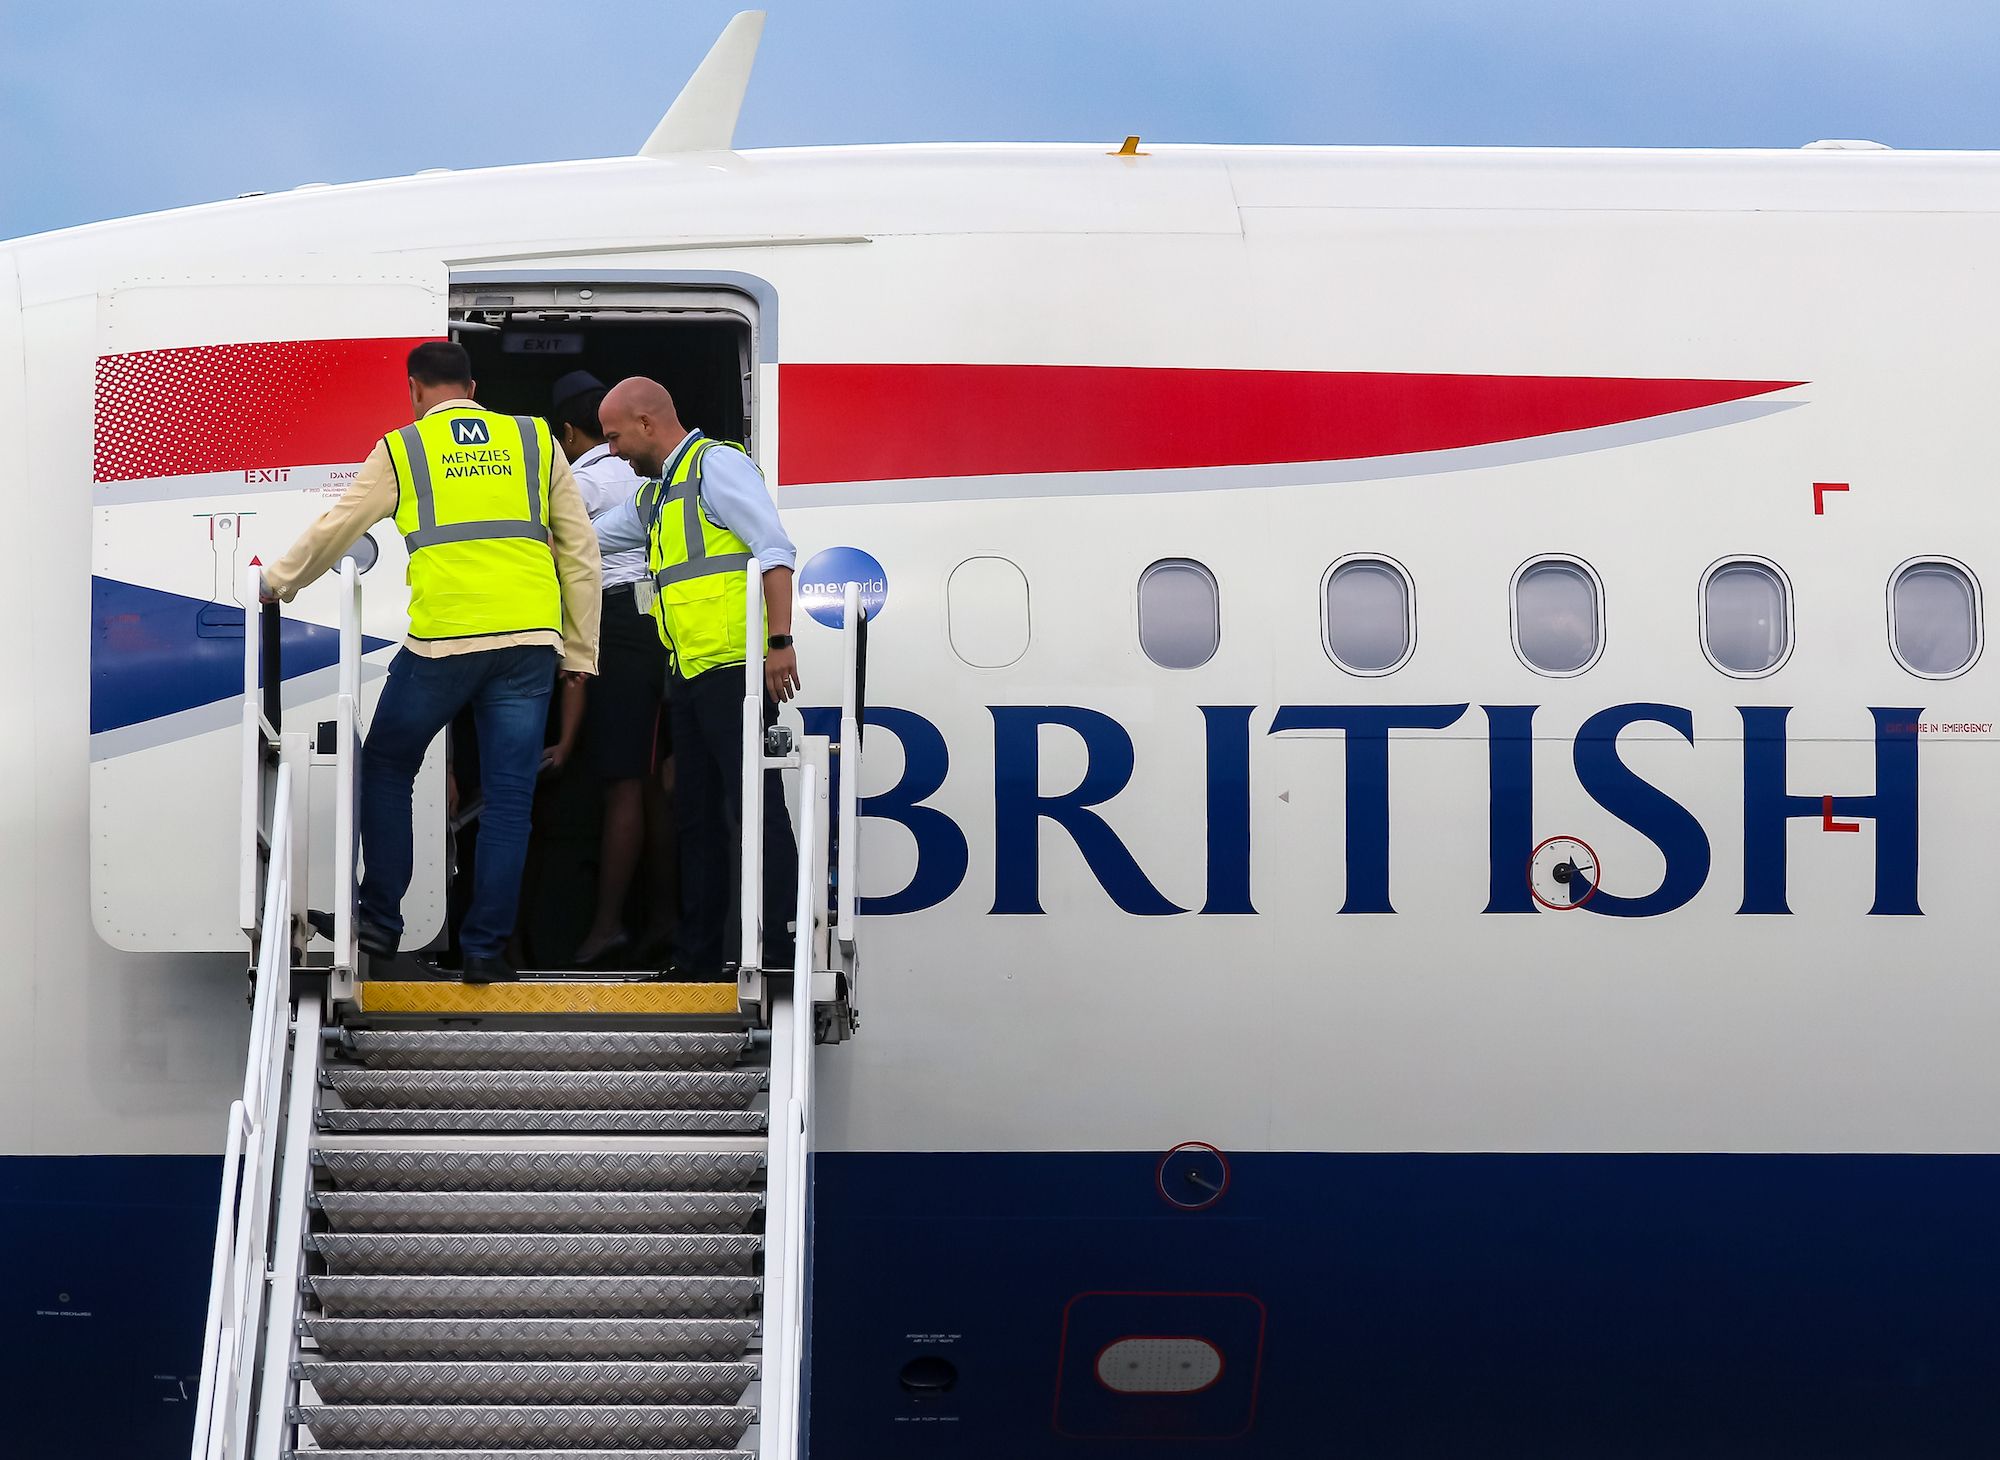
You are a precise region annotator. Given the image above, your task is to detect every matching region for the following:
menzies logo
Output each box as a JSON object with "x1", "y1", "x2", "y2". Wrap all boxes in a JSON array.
[
  {"x1": 800, "y1": 702, "x2": 1927, "y2": 921},
  {"x1": 450, "y1": 419, "x2": 491, "y2": 446}
]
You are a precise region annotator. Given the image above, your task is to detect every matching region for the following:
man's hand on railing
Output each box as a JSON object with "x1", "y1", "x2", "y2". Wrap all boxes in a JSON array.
[
  {"x1": 256, "y1": 569, "x2": 278, "y2": 605},
  {"x1": 766, "y1": 644, "x2": 801, "y2": 704}
]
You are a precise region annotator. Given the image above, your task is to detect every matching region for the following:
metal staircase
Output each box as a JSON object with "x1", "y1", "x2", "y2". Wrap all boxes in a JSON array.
[
  {"x1": 293, "y1": 1022, "x2": 773, "y2": 1458},
  {"x1": 192, "y1": 560, "x2": 866, "y2": 1460}
]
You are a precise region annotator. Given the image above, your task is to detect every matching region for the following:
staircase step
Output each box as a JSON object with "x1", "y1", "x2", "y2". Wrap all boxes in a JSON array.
[
  {"x1": 311, "y1": 1191, "x2": 764, "y2": 1235},
  {"x1": 291, "y1": 1403, "x2": 755, "y2": 1450},
  {"x1": 301, "y1": 1318, "x2": 757, "y2": 1362},
  {"x1": 298, "y1": 1359, "x2": 757, "y2": 1404},
  {"x1": 324, "y1": 1070, "x2": 765, "y2": 1111},
  {"x1": 318, "y1": 1109, "x2": 768, "y2": 1135},
  {"x1": 298, "y1": 1451, "x2": 752, "y2": 1460},
  {"x1": 313, "y1": 1144, "x2": 765, "y2": 1192},
  {"x1": 337, "y1": 1029, "x2": 752, "y2": 1071},
  {"x1": 309, "y1": 1274, "x2": 761, "y2": 1319},
  {"x1": 354, "y1": 979, "x2": 738, "y2": 1018},
  {"x1": 310, "y1": 1233, "x2": 761, "y2": 1277}
]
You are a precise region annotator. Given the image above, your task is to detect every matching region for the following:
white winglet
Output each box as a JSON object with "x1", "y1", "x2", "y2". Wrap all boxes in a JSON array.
[{"x1": 638, "y1": 10, "x2": 767, "y2": 157}]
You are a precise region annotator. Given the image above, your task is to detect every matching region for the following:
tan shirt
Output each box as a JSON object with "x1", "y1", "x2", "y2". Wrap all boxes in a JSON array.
[{"x1": 263, "y1": 399, "x2": 602, "y2": 674}]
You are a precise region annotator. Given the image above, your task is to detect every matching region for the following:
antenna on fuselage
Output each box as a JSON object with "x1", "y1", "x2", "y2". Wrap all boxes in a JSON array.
[{"x1": 638, "y1": 10, "x2": 766, "y2": 156}]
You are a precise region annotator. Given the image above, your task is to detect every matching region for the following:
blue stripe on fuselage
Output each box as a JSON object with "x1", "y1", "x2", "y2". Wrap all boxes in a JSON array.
[
  {"x1": 0, "y1": 1155, "x2": 218, "y2": 1457},
  {"x1": 10, "y1": 1150, "x2": 2000, "y2": 1458},
  {"x1": 90, "y1": 576, "x2": 391, "y2": 735}
]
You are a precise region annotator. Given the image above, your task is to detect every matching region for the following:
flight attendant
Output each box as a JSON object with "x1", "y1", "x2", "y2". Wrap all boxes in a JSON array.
[
  {"x1": 261, "y1": 341, "x2": 602, "y2": 983},
  {"x1": 550, "y1": 370, "x2": 679, "y2": 966},
  {"x1": 592, "y1": 376, "x2": 799, "y2": 980}
]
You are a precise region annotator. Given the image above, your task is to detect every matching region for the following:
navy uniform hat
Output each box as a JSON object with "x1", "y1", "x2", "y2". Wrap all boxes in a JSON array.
[{"x1": 550, "y1": 369, "x2": 606, "y2": 414}]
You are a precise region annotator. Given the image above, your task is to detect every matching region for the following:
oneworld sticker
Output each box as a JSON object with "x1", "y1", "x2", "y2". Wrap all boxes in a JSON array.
[{"x1": 798, "y1": 546, "x2": 887, "y2": 629}]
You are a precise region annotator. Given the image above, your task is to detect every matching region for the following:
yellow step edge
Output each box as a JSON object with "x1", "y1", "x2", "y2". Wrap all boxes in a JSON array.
[{"x1": 357, "y1": 980, "x2": 738, "y2": 1016}]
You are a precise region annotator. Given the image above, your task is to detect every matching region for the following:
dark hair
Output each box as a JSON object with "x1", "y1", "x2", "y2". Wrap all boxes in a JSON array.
[
  {"x1": 553, "y1": 387, "x2": 606, "y2": 439},
  {"x1": 407, "y1": 340, "x2": 474, "y2": 389}
]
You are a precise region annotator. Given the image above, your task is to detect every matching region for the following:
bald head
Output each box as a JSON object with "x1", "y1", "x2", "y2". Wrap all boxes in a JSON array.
[{"x1": 599, "y1": 377, "x2": 686, "y2": 477}]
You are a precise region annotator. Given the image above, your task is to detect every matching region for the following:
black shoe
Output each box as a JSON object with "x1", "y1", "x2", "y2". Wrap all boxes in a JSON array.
[
  {"x1": 462, "y1": 954, "x2": 518, "y2": 985},
  {"x1": 306, "y1": 908, "x2": 397, "y2": 959}
]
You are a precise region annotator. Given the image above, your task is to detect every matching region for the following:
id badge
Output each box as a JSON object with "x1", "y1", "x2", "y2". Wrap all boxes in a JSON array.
[{"x1": 635, "y1": 580, "x2": 658, "y2": 614}]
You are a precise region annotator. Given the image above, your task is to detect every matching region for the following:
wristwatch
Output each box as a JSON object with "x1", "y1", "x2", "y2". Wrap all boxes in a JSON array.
[{"x1": 767, "y1": 634, "x2": 794, "y2": 650}]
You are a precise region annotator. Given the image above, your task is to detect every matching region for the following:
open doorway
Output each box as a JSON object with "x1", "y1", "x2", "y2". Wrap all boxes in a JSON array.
[{"x1": 436, "y1": 280, "x2": 760, "y2": 970}]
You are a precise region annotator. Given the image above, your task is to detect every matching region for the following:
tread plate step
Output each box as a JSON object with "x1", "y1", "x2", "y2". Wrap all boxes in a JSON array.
[
  {"x1": 297, "y1": 1359, "x2": 757, "y2": 1404},
  {"x1": 310, "y1": 1233, "x2": 760, "y2": 1277},
  {"x1": 310, "y1": 1192, "x2": 764, "y2": 1234},
  {"x1": 318, "y1": 1109, "x2": 768, "y2": 1135},
  {"x1": 313, "y1": 1149, "x2": 765, "y2": 1192},
  {"x1": 300, "y1": 1318, "x2": 756, "y2": 1362},
  {"x1": 354, "y1": 979, "x2": 738, "y2": 1017},
  {"x1": 323, "y1": 1070, "x2": 765, "y2": 1112},
  {"x1": 309, "y1": 1275, "x2": 761, "y2": 1319},
  {"x1": 291, "y1": 1403, "x2": 755, "y2": 1450},
  {"x1": 337, "y1": 1029, "x2": 751, "y2": 1070},
  {"x1": 294, "y1": 1452, "x2": 751, "y2": 1460}
]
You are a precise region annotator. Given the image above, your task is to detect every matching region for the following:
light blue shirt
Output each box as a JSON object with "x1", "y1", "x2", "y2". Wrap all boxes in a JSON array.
[{"x1": 594, "y1": 430, "x2": 797, "y2": 573}]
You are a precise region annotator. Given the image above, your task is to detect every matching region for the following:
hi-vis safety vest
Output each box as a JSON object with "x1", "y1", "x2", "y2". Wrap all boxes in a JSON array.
[
  {"x1": 640, "y1": 433, "x2": 765, "y2": 678},
  {"x1": 386, "y1": 408, "x2": 562, "y2": 642}
]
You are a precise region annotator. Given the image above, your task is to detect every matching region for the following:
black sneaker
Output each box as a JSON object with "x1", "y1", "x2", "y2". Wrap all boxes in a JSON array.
[
  {"x1": 462, "y1": 954, "x2": 518, "y2": 986},
  {"x1": 306, "y1": 908, "x2": 397, "y2": 959}
]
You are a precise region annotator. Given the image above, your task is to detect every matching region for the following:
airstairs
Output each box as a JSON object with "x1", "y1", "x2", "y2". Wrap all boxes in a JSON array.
[{"x1": 191, "y1": 558, "x2": 866, "y2": 1460}]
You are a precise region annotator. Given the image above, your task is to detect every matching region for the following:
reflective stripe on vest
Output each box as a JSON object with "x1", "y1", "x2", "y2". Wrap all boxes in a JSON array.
[
  {"x1": 387, "y1": 409, "x2": 562, "y2": 641},
  {"x1": 642, "y1": 435, "x2": 764, "y2": 676}
]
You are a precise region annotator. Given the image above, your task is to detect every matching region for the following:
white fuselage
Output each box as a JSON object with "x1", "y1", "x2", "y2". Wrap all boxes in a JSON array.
[{"x1": 9, "y1": 140, "x2": 2000, "y2": 1456}]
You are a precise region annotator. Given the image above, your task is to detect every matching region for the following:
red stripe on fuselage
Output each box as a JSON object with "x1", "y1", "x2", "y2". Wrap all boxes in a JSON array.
[
  {"x1": 94, "y1": 338, "x2": 434, "y2": 483},
  {"x1": 776, "y1": 364, "x2": 1803, "y2": 486}
]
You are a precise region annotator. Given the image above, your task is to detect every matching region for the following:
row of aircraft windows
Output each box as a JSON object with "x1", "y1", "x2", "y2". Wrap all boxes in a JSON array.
[
  {"x1": 945, "y1": 555, "x2": 1985, "y2": 678},
  {"x1": 1148, "y1": 555, "x2": 1982, "y2": 679}
]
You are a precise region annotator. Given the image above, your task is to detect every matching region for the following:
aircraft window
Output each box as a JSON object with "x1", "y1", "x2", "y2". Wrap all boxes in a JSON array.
[
  {"x1": 947, "y1": 556, "x2": 1030, "y2": 667},
  {"x1": 1322, "y1": 556, "x2": 1414, "y2": 674},
  {"x1": 1701, "y1": 559, "x2": 1791, "y2": 676},
  {"x1": 1512, "y1": 557, "x2": 1602, "y2": 676},
  {"x1": 1890, "y1": 558, "x2": 1981, "y2": 677},
  {"x1": 1138, "y1": 559, "x2": 1219, "y2": 669}
]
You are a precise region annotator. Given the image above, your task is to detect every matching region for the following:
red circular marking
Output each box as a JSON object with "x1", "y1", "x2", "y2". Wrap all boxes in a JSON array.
[
  {"x1": 1527, "y1": 834, "x2": 1601, "y2": 911},
  {"x1": 1156, "y1": 1141, "x2": 1231, "y2": 1211}
]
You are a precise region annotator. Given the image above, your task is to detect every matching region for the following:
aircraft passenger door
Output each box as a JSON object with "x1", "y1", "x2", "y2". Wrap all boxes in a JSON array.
[{"x1": 91, "y1": 260, "x2": 449, "y2": 952}]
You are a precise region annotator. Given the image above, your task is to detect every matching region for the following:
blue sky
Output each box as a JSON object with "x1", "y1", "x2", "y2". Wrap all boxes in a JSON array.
[{"x1": 4, "y1": 1, "x2": 1998, "y2": 240}]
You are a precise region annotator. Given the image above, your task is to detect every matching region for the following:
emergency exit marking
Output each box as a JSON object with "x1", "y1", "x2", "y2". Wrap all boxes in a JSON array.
[
  {"x1": 1813, "y1": 481, "x2": 1849, "y2": 514},
  {"x1": 1822, "y1": 795, "x2": 1861, "y2": 833}
]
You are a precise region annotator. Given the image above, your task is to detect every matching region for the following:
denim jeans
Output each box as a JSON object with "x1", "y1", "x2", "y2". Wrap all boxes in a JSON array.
[{"x1": 358, "y1": 645, "x2": 557, "y2": 959}]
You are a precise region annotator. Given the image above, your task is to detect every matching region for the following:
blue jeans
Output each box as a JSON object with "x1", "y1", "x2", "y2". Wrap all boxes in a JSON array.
[{"x1": 358, "y1": 645, "x2": 557, "y2": 959}]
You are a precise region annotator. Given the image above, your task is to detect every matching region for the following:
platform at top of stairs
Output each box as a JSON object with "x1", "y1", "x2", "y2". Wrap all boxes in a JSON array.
[{"x1": 349, "y1": 977, "x2": 743, "y2": 1026}]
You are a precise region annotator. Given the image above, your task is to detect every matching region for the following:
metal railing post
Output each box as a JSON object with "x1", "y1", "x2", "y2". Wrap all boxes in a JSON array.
[
  {"x1": 740, "y1": 556, "x2": 766, "y2": 979},
  {"x1": 332, "y1": 559, "x2": 362, "y2": 981},
  {"x1": 836, "y1": 581, "x2": 862, "y2": 956},
  {"x1": 239, "y1": 568, "x2": 265, "y2": 935}
]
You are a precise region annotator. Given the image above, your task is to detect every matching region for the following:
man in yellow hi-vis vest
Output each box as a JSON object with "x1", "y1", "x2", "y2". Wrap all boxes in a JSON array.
[
  {"x1": 261, "y1": 342, "x2": 603, "y2": 982},
  {"x1": 592, "y1": 377, "x2": 799, "y2": 979}
]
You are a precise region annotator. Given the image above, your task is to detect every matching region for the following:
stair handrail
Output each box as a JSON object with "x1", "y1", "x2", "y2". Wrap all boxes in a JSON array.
[
  {"x1": 252, "y1": 988, "x2": 323, "y2": 1460},
  {"x1": 193, "y1": 758, "x2": 298, "y2": 1460},
  {"x1": 238, "y1": 573, "x2": 281, "y2": 935},
  {"x1": 835, "y1": 580, "x2": 864, "y2": 957},
  {"x1": 330, "y1": 558, "x2": 363, "y2": 984},
  {"x1": 740, "y1": 555, "x2": 767, "y2": 978},
  {"x1": 761, "y1": 758, "x2": 819, "y2": 1458}
]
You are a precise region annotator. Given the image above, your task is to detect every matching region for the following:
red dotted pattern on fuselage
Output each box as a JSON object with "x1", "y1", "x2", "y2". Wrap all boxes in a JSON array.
[{"x1": 94, "y1": 337, "x2": 433, "y2": 483}]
